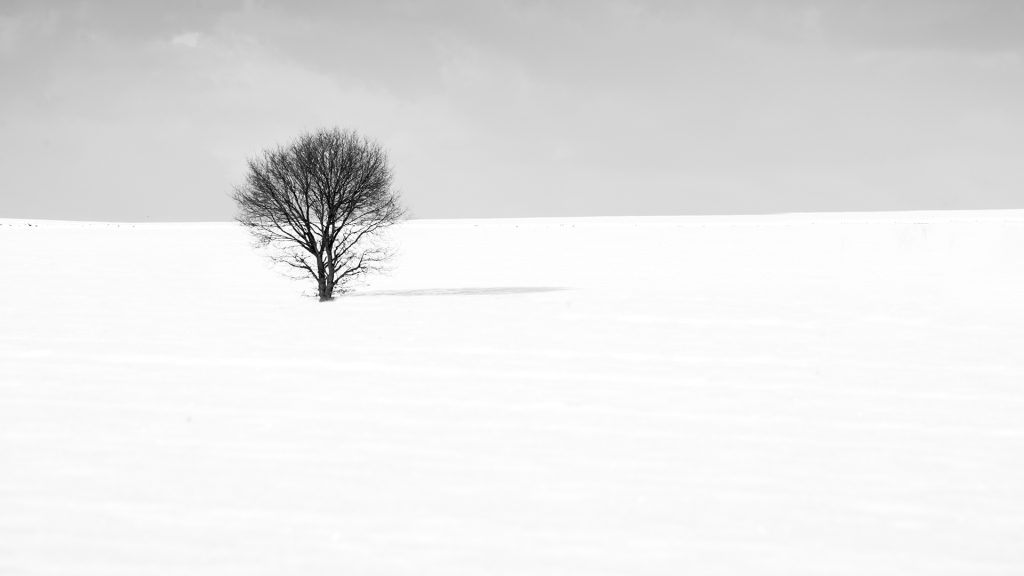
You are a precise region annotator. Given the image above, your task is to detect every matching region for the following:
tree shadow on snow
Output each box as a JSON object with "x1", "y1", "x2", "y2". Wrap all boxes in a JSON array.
[{"x1": 350, "y1": 286, "x2": 567, "y2": 298}]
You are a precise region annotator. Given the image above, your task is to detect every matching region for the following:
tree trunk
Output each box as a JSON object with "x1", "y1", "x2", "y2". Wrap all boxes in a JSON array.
[
  {"x1": 325, "y1": 260, "x2": 337, "y2": 300},
  {"x1": 316, "y1": 258, "x2": 332, "y2": 301},
  {"x1": 318, "y1": 282, "x2": 332, "y2": 301}
]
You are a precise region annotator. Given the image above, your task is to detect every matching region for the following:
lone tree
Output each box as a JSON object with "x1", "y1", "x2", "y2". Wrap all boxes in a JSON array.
[{"x1": 234, "y1": 128, "x2": 404, "y2": 301}]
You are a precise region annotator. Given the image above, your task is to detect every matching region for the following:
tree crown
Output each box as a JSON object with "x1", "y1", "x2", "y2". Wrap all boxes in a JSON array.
[{"x1": 234, "y1": 128, "x2": 404, "y2": 300}]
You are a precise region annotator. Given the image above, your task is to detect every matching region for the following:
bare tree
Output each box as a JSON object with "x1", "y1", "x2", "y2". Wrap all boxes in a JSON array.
[{"x1": 233, "y1": 128, "x2": 405, "y2": 301}]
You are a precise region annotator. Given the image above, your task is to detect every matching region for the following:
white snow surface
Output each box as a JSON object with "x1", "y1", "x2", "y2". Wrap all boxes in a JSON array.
[{"x1": 2, "y1": 212, "x2": 1024, "y2": 575}]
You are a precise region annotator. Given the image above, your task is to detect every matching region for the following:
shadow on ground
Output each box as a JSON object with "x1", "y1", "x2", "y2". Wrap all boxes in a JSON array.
[{"x1": 350, "y1": 286, "x2": 567, "y2": 298}]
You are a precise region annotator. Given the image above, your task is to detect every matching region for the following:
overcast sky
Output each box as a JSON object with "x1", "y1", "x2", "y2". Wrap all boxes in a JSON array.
[{"x1": 1, "y1": 0, "x2": 1022, "y2": 220}]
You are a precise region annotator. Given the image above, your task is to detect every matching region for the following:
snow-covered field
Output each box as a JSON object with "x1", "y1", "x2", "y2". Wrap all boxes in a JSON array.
[{"x1": 2, "y1": 211, "x2": 1024, "y2": 575}]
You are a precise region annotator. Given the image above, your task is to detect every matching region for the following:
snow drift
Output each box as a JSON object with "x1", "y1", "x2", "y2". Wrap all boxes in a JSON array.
[{"x1": 2, "y1": 211, "x2": 1023, "y2": 575}]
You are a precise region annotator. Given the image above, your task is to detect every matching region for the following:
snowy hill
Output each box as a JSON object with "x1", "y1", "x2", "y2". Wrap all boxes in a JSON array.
[{"x1": 2, "y1": 212, "x2": 1024, "y2": 575}]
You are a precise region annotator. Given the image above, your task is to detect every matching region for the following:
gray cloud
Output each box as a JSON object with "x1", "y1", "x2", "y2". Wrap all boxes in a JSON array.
[{"x1": 1, "y1": 0, "x2": 1022, "y2": 220}]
